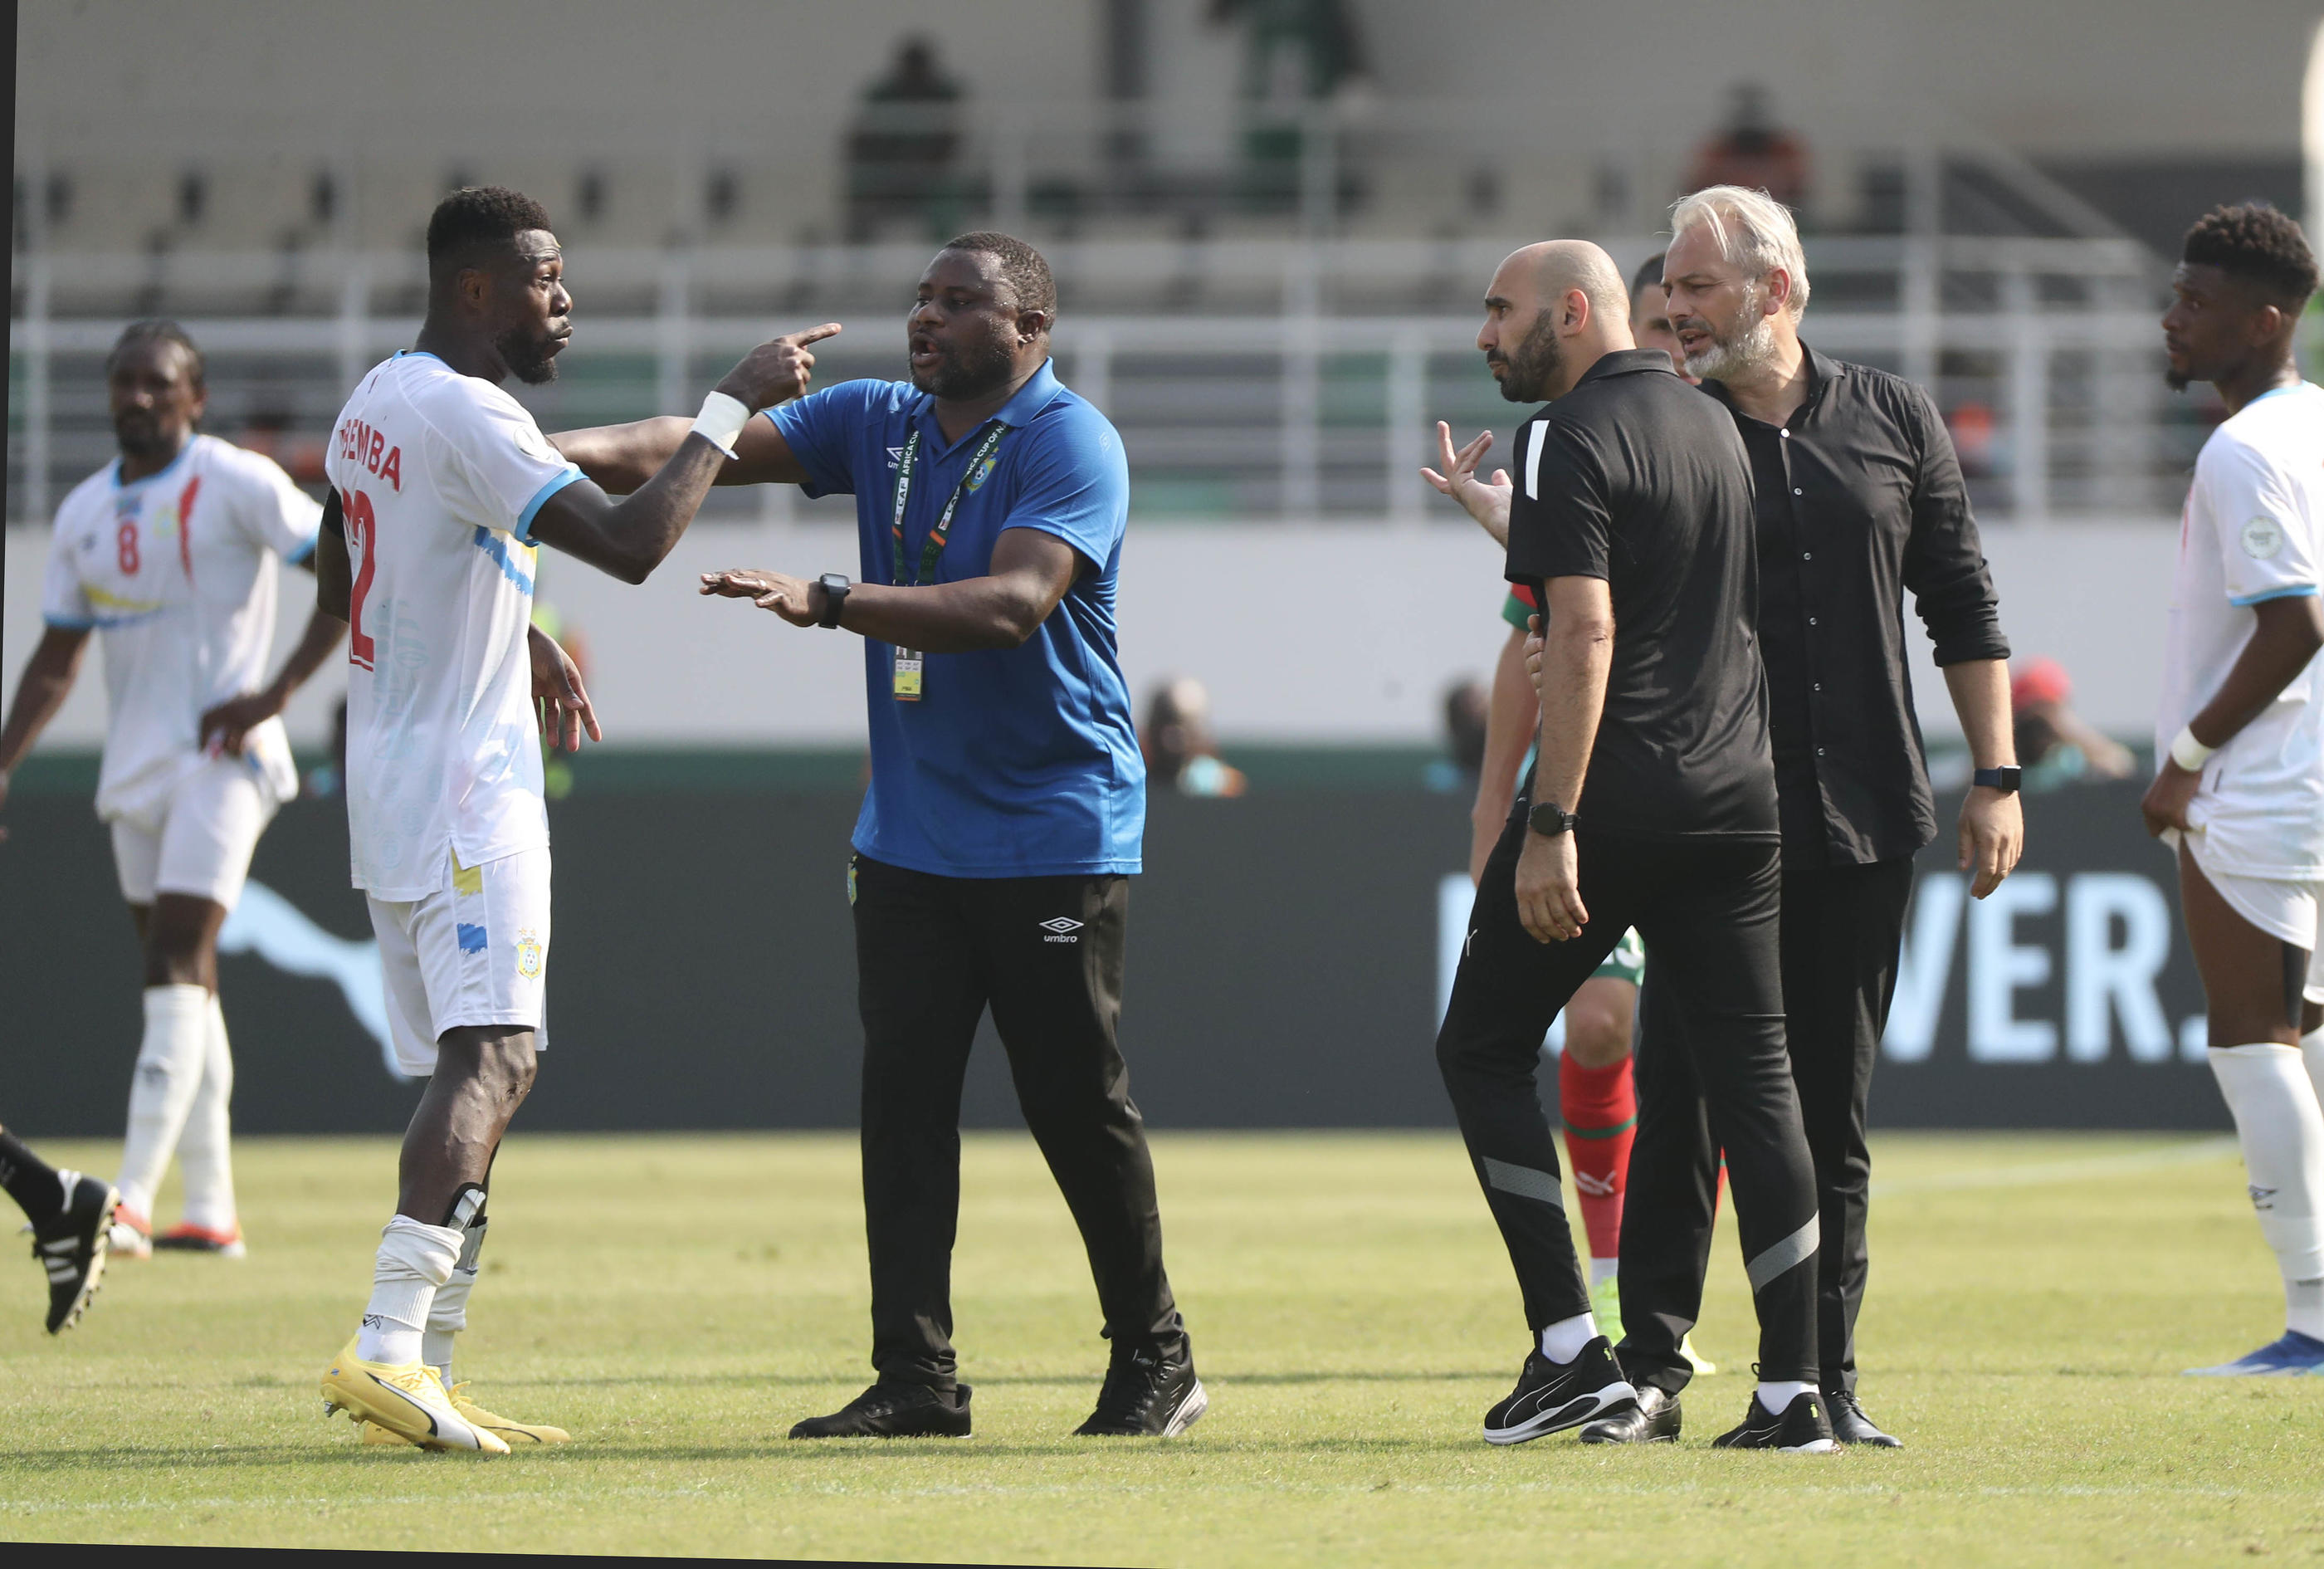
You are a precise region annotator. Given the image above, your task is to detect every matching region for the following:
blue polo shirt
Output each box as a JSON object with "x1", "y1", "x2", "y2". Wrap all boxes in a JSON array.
[{"x1": 768, "y1": 359, "x2": 1145, "y2": 877}]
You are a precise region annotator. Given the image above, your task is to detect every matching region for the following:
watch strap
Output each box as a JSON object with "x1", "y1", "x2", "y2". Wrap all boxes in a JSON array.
[{"x1": 1972, "y1": 765, "x2": 2022, "y2": 794}]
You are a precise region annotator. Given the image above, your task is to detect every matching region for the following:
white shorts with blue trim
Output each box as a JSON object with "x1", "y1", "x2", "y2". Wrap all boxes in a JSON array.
[{"x1": 364, "y1": 847, "x2": 551, "y2": 1076}]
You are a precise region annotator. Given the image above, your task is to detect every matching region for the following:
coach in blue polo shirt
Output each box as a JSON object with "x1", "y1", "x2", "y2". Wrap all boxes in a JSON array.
[{"x1": 684, "y1": 233, "x2": 1199, "y2": 1444}]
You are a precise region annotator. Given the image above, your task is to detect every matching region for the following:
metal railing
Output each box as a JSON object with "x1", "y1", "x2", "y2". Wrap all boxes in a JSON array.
[{"x1": 9, "y1": 231, "x2": 2188, "y2": 525}]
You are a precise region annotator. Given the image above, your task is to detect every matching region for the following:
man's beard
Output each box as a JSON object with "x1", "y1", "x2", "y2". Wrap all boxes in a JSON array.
[
  {"x1": 1682, "y1": 286, "x2": 1780, "y2": 382},
  {"x1": 113, "y1": 411, "x2": 175, "y2": 462},
  {"x1": 911, "y1": 335, "x2": 1017, "y2": 399},
  {"x1": 497, "y1": 324, "x2": 564, "y2": 386},
  {"x1": 1490, "y1": 313, "x2": 1564, "y2": 403}
]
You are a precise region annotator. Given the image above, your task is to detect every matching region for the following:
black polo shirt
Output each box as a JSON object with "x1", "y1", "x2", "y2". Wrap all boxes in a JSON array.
[
  {"x1": 1504, "y1": 348, "x2": 1779, "y2": 841},
  {"x1": 1702, "y1": 347, "x2": 2011, "y2": 868}
]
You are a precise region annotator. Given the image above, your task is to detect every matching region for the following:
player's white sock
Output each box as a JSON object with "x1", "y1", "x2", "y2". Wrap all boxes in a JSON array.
[
  {"x1": 1539, "y1": 1311, "x2": 1598, "y2": 1363},
  {"x1": 2209, "y1": 1044, "x2": 2324, "y2": 1338},
  {"x1": 358, "y1": 1215, "x2": 462, "y2": 1366},
  {"x1": 1756, "y1": 1379, "x2": 1813, "y2": 1415},
  {"x1": 115, "y1": 984, "x2": 212, "y2": 1219},
  {"x1": 2300, "y1": 1026, "x2": 2324, "y2": 1114},
  {"x1": 424, "y1": 1214, "x2": 487, "y2": 1387},
  {"x1": 174, "y1": 993, "x2": 237, "y2": 1233},
  {"x1": 1588, "y1": 1257, "x2": 1618, "y2": 1291}
]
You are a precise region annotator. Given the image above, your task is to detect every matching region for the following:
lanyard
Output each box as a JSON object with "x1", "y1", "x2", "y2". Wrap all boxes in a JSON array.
[{"x1": 889, "y1": 422, "x2": 1009, "y2": 587}]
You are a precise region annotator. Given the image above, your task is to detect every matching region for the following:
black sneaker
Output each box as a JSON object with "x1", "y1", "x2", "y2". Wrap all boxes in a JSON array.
[
  {"x1": 1711, "y1": 1390, "x2": 1837, "y2": 1453},
  {"x1": 1826, "y1": 1389, "x2": 1902, "y2": 1448},
  {"x1": 1074, "y1": 1338, "x2": 1208, "y2": 1436},
  {"x1": 788, "y1": 1381, "x2": 973, "y2": 1439},
  {"x1": 1579, "y1": 1384, "x2": 1681, "y2": 1444},
  {"x1": 1482, "y1": 1337, "x2": 1637, "y2": 1445},
  {"x1": 30, "y1": 1171, "x2": 117, "y2": 1335}
]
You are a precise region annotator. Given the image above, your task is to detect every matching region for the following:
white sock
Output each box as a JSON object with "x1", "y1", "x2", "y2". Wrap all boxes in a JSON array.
[
  {"x1": 1757, "y1": 1379, "x2": 1813, "y2": 1415},
  {"x1": 357, "y1": 1215, "x2": 462, "y2": 1366},
  {"x1": 1539, "y1": 1311, "x2": 1598, "y2": 1363},
  {"x1": 1588, "y1": 1257, "x2": 1618, "y2": 1291},
  {"x1": 2300, "y1": 1026, "x2": 2324, "y2": 1113},
  {"x1": 174, "y1": 993, "x2": 237, "y2": 1233},
  {"x1": 424, "y1": 1216, "x2": 487, "y2": 1386},
  {"x1": 115, "y1": 985, "x2": 212, "y2": 1219},
  {"x1": 2209, "y1": 1044, "x2": 2324, "y2": 1338}
]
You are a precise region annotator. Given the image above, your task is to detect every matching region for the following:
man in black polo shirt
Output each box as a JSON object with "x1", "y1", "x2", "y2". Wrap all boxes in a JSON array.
[
  {"x1": 1595, "y1": 185, "x2": 2021, "y2": 1449},
  {"x1": 1435, "y1": 239, "x2": 1832, "y2": 1453}
]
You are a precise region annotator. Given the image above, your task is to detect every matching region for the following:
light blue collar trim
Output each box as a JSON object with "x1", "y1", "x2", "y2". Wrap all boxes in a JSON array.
[{"x1": 112, "y1": 437, "x2": 197, "y2": 491}]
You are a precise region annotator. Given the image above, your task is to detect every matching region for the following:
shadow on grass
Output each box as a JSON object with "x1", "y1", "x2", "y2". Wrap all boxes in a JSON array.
[
  {"x1": 0, "y1": 1431, "x2": 1493, "y2": 1475},
  {"x1": 499, "y1": 1368, "x2": 1506, "y2": 1391}
]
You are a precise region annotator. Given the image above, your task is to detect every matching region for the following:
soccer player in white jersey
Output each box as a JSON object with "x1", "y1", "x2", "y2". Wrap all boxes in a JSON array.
[
  {"x1": 310, "y1": 187, "x2": 834, "y2": 1453},
  {"x1": 0, "y1": 320, "x2": 344, "y2": 1260},
  {"x1": 2143, "y1": 204, "x2": 2324, "y2": 1376}
]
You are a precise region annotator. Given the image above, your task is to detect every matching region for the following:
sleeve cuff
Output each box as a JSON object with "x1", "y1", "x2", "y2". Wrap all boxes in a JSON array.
[
  {"x1": 285, "y1": 536, "x2": 316, "y2": 566},
  {"x1": 2229, "y1": 584, "x2": 2321, "y2": 606},
  {"x1": 515, "y1": 466, "x2": 584, "y2": 540},
  {"x1": 42, "y1": 613, "x2": 95, "y2": 630}
]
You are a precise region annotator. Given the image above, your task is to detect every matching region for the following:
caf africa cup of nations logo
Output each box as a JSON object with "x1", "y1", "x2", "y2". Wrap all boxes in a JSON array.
[{"x1": 515, "y1": 929, "x2": 544, "y2": 980}]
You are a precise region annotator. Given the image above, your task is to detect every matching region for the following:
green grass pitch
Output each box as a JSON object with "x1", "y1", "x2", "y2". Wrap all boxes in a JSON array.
[{"x1": 3, "y1": 1129, "x2": 2321, "y2": 1563}]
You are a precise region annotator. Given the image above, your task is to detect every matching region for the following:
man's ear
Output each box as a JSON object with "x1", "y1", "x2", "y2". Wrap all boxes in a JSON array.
[
  {"x1": 457, "y1": 264, "x2": 493, "y2": 313},
  {"x1": 1764, "y1": 268, "x2": 1794, "y2": 316},
  {"x1": 1017, "y1": 307, "x2": 1053, "y2": 345}
]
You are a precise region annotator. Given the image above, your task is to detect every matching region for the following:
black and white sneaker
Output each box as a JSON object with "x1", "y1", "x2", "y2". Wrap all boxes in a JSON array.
[
  {"x1": 1711, "y1": 1390, "x2": 1837, "y2": 1453},
  {"x1": 788, "y1": 1381, "x2": 973, "y2": 1439},
  {"x1": 1825, "y1": 1389, "x2": 1902, "y2": 1447},
  {"x1": 1579, "y1": 1384, "x2": 1682, "y2": 1444},
  {"x1": 1074, "y1": 1338, "x2": 1208, "y2": 1436},
  {"x1": 1482, "y1": 1337, "x2": 1637, "y2": 1445},
  {"x1": 30, "y1": 1171, "x2": 118, "y2": 1335}
]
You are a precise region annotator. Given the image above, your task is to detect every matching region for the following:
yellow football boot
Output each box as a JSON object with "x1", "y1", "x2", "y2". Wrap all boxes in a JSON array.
[
  {"x1": 361, "y1": 1379, "x2": 569, "y2": 1447},
  {"x1": 321, "y1": 1337, "x2": 509, "y2": 1454}
]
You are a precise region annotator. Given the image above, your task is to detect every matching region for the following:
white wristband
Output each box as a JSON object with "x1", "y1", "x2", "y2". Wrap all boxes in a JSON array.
[
  {"x1": 2169, "y1": 725, "x2": 2218, "y2": 772},
  {"x1": 691, "y1": 390, "x2": 750, "y2": 460}
]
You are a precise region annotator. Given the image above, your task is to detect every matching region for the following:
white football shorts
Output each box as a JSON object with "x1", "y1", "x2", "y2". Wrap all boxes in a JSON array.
[
  {"x1": 366, "y1": 847, "x2": 552, "y2": 1076},
  {"x1": 109, "y1": 753, "x2": 279, "y2": 908},
  {"x1": 2187, "y1": 833, "x2": 2324, "y2": 1004}
]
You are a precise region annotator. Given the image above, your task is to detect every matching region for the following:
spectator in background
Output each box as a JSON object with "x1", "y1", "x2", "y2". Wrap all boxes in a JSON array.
[
  {"x1": 1687, "y1": 84, "x2": 1809, "y2": 215},
  {"x1": 1209, "y1": 0, "x2": 1370, "y2": 211},
  {"x1": 1143, "y1": 677, "x2": 1247, "y2": 799},
  {"x1": 1442, "y1": 678, "x2": 1489, "y2": 786},
  {"x1": 846, "y1": 37, "x2": 964, "y2": 241},
  {"x1": 2012, "y1": 656, "x2": 2135, "y2": 789}
]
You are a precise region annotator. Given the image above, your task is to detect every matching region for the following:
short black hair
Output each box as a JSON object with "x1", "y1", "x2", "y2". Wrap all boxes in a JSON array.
[
  {"x1": 427, "y1": 186, "x2": 554, "y2": 281},
  {"x1": 940, "y1": 231, "x2": 1057, "y2": 321},
  {"x1": 1630, "y1": 252, "x2": 1666, "y2": 301},
  {"x1": 2183, "y1": 203, "x2": 2319, "y2": 313},
  {"x1": 107, "y1": 319, "x2": 204, "y2": 385}
]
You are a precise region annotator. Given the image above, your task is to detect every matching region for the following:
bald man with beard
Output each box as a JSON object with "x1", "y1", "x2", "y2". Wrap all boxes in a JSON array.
[{"x1": 1433, "y1": 242, "x2": 1833, "y2": 1452}]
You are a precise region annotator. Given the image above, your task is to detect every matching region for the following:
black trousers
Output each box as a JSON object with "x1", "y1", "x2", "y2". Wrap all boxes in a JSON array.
[
  {"x1": 1435, "y1": 819, "x2": 1824, "y2": 1383},
  {"x1": 852, "y1": 854, "x2": 1183, "y2": 1390},
  {"x1": 1619, "y1": 856, "x2": 1914, "y2": 1397}
]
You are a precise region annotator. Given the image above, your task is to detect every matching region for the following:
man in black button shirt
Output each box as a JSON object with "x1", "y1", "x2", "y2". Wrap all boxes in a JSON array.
[
  {"x1": 1434, "y1": 240, "x2": 1832, "y2": 1452},
  {"x1": 1613, "y1": 185, "x2": 2023, "y2": 1447}
]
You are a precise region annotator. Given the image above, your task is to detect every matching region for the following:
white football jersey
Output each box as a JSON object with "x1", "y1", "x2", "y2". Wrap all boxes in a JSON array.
[
  {"x1": 42, "y1": 433, "x2": 321, "y2": 825},
  {"x1": 325, "y1": 351, "x2": 581, "y2": 900},
  {"x1": 2159, "y1": 380, "x2": 2324, "y2": 878}
]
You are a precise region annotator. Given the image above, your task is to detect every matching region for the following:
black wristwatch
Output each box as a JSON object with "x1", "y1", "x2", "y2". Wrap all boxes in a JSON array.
[
  {"x1": 1972, "y1": 765, "x2": 2022, "y2": 794},
  {"x1": 816, "y1": 573, "x2": 851, "y2": 629},
  {"x1": 1527, "y1": 800, "x2": 1578, "y2": 837}
]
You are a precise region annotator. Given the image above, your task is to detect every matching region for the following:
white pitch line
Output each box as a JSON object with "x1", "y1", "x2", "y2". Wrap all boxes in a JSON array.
[{"x1": 1869, "y1": 1137, "x2": 2238, "y2": 1197}]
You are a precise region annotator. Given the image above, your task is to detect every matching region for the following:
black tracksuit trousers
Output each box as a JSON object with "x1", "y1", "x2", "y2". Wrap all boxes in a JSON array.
[
  {"x1": 851, "y1": 854, "x2": 1184, "y2": 1390},
  {"x1": 1619, "y1": 856, "x2": 1914, "y2": 1397},
  {"x1": 1436, "y1": 819, "x2": 1824, "y2": 1384}
]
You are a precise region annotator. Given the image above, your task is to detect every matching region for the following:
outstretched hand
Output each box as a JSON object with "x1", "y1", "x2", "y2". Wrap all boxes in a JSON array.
[
  {"x1": 1421, "y1": 422, "x2": 1514, "y2": 546},
  {"x1": 701, "y1": 568, "x2": 819, "y2": 628},
  {"x1": 715, "y1": 323, "x2": 843, "y2": 413},
  {"x1": 529, "y1": 624, "x2": 600, "y2": 752}
]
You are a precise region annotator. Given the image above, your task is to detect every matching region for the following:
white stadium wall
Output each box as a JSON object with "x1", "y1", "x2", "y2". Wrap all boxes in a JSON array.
[{"x1": 4, "y1": 516, "x2": 2180, "y2": 752}]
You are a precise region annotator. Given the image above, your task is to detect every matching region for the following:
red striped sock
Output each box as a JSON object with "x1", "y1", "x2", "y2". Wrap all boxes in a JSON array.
[{"x1": 1559, "y1": 1053, "x2": 1637, "y2": 1264}]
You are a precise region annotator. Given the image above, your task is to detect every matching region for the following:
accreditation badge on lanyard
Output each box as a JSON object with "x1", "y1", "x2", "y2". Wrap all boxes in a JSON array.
[{"x1": 888, "y1": 420, "x2": 1009, "y2": 701}]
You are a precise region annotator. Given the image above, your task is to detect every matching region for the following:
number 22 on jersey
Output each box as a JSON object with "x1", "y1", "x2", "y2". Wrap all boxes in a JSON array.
[{"x1": 340, "y1": 487, "x2": 379, "y2": 671}]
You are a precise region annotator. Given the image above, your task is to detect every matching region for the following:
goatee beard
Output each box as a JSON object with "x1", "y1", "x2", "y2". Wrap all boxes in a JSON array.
[
  {"x1": 2165, "y1": 369, "x2": 2192, "y2": 393},
  {"x1": 497, "y1": 327, "x2": 563, "y2": 387},
  {"x1": 912, "y1": 338, "x2": 1018, "y2": 400},
  {"x1": 1493, "y1": 315, "x2": 1564, "y2": 403},
  {"x1": 1683, "y1": 291, "x2": 1780, "y2": 383}
]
